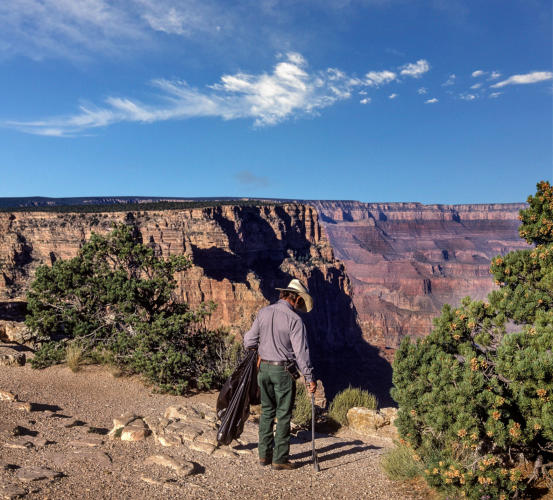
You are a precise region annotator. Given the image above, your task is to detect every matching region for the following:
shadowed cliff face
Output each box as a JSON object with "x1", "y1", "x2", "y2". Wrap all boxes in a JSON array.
[
  {"x1": 312, "y1": 201, "x2": 529, "y2": 350},
  {"x1": 0, "y1": 205, "x2": 393, "y2": 404}
]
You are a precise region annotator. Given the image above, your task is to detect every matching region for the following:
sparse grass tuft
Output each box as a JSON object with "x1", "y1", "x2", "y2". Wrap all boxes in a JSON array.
[
  {"x1": 66, "y1": 343, "x2": 84, "y2": 372},
  {"x1": 328, "y1": 386, "x2": 377, "y2": 427},
  {"x1": 381, "y1": 444, "x2": 424, "y2": 480}
]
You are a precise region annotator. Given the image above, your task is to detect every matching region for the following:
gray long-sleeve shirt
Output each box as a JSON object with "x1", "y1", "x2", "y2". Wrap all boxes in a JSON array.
[{"x1": 243, "y1": 300, "x2": 314, "y2": 383}]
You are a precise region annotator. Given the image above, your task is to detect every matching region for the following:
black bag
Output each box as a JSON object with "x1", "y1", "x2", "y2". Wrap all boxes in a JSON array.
[{"x1": 216, "y1": 349, "x2": 260, "y2": 446}]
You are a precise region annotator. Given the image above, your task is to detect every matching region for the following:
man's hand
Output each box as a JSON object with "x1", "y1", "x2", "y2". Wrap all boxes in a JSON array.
[{"x1": 307, "y1": 381, "x2": 317, "y2": 394}]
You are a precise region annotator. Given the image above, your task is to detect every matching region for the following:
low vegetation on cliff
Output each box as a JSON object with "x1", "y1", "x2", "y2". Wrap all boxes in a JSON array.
[
  {"x1": 392, "y1": 181, "x2": 553, "y2": 499},
  {"x1": 25, "y1": 223, "x2": 239, "y2": 394}
]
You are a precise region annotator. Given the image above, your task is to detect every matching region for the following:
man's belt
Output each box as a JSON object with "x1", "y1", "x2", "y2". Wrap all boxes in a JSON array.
[{"x1": 260, "y1": 360, "x2": 287, "y2": 366}]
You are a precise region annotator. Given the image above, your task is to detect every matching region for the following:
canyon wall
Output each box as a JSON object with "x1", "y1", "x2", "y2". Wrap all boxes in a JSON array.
[
  {"x1": 312, "y1": 201, "x2": 528, "y2": 349},
  {"x1": 0, "y1": 205, "x2": 391, "y2": 401}
]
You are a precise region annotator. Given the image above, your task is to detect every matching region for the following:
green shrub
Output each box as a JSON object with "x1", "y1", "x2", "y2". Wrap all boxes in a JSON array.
[
  {"x1": 382, "y1": 444, "x2": 424, "y2": 480},
  {"x1": 25, "y1": 223, "x2": 229, "y2": 394},
  {"x1": 329, "y1": 386, "x2": 377, "y2": 427},
  {"x1": 391, "y1": 181, "x2": 553, "y2": 499},
  {"x1": 292, "y1": 381, "x2": 312, "y2": 428},
  {"x1": 31, "y1": 341, "x2": 66, "y2": 369}
]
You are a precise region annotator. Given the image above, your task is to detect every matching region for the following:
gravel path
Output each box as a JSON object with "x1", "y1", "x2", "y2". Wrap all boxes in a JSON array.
[{"x1": 0, "y1": 364, "x2": 432, "y2": 499}]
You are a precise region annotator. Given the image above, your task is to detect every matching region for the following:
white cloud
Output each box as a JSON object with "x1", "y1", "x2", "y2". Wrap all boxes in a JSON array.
[
  {"x1": 488, "y1": 71, "x2": 501, "y2": 80},
  {"x1": 6, "y1": 52, "x2": 363, "y2": 135},
  {"x1": 388, "y1": 93, "x2": 398, "y2": 99},
  {"x1": 0, "y1": 0, "x2": 147, "y2": 60},
  {"x1": 472, "y1": 70, "x2": 485, "y2": 77},
  {"x1": 359, "y1": 90, "x2": 368, "y2": 95},
  {"x1": 491, "y1": 71, "x2": 553, "y2": 88},
  {"x1": 470, "y1": 83, "x2": 482, "y2": 90},
  {"x1": 417, "y1": 87, "x2": 428, "y2": 95},
  {"x1": 425, "y1": 98, "x2": 438, "y2": 104},
  {"x1": 489, "y1": 92, "x2": 502, "y2": 98},
  {"x1": 360, "y1": 97, "x2": 372, "y2": 104},
  {"x1": 442, "y1": 73, "x2": 456, "y2": 86},
  {"x1": 459, "y1": 93, "x2": 476, "y2": 101},
  {"x1": 400, "y1": 59, "x2": 430, "y2": 78},
  {"x1": 365, "y1": 70, "x2": 396, "y2": 86}
]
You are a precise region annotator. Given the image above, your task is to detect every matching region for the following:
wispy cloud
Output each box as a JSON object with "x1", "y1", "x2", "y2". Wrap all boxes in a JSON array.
[
  {"x1": 488, "y1": 71, "x2": 501, "y2": 80},
  {"x1": 489, "y1": 92, "x2": 502, "y2": 98},
  {"x1": 425, "y1": 98, "x2": 438, "y2": 104},
  {"x1": 417, "y1": 87, "x2": 428, "y2": 95},
  {"x1": 234, "y1": 170, "x2": 269, "y2": 187},
  {"x1": 400, "y1": 59, "x2": 430, "y2": 78},
  {"x1": 472, "y1": 70, "x2": 485, "y2": 78},
  {"x1": 365, "y1": 70, "x2": 396, "y2": 86},
  {"x1": 442, "y1": 74, "x2": 456, "y2": 86},
  {"x1": 459, "y1": 93, "x2": 476, "y2": 101},
  {"x1": 9, "y1": 52, "x2": 363, "y2": 134},
  {"x1": 0, "y1": 0, "x2": 147, "y2": 61},
  {"x1": 388, "y1": 93, "x2": 398, "y2": 99},
  {"x1": 470, "y1": 83, "x2": 482, "y2": 89},
  {"x1": 491, "y1": 71, "x2": 553, "y2": 88},
  {"x1": 7, "y1": 53, "x2": 437, "y2": 135}
]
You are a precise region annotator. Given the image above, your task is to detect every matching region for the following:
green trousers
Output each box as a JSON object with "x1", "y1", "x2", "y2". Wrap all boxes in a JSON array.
[{"x1": 257, "y1": 363, "x2": 296, "y2": 464}]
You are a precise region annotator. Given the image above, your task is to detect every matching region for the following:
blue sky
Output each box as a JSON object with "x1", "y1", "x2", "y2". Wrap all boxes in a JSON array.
[{"x1": 0, "y1": 0, "x2": 551, "y2": 203}]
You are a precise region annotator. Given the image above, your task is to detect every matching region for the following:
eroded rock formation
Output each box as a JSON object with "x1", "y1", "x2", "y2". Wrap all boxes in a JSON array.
[
  {"x1": 313, "y1": 201, "x2": 528, "y2": 349},
  {"x1": 0, "y1": 205, "x2": 391, "y2": 401}
]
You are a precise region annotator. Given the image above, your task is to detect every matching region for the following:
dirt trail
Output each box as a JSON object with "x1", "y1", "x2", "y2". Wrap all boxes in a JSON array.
[{"x1": 0, "y1": 364, "x2": 431, "y2": 499}]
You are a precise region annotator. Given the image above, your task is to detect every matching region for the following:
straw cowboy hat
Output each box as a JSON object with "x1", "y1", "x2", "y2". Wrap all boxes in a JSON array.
[{"x1": 276, "y1": 279, "x2": 313, "y2": 313}]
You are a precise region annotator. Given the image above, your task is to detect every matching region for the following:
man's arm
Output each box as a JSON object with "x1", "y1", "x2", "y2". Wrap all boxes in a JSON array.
[
  {"x1": 289, "y1": 318, "x2": 314, "y2": 384},
  {"x1": 243, "y1": 314, "x2": 260, "y2": 349}
]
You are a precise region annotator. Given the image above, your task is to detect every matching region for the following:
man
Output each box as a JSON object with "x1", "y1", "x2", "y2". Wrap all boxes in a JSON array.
[{"x1": 243, "y1": 278, "x2": 317, "y2": 470}]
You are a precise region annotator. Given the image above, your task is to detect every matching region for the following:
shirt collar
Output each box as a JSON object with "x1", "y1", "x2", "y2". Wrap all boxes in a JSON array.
[{"x1": 278, "y1": 299, "x2": 293, "y2": 310}]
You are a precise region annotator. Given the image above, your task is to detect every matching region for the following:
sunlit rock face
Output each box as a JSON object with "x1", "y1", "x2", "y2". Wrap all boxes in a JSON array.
[
  {"x1": 0, "y1": 205, "x2": 356, "y2": 345},
  {"x1": 312, "y1": 201, "x2": 529, "y2": 349}
]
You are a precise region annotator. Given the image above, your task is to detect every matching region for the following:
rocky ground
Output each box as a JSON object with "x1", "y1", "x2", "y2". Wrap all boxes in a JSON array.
[{"x1": 0, "y1": 363, "x2": 433, "y2": 500}]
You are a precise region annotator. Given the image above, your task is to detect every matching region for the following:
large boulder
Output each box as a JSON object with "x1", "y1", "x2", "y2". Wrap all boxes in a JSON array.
[
  {"x1": 0, "y1": 321, "x2": 33, "y2": 345},
  {"x1": 0, "y1": 346, "x2": 25, "y2": 367},
  {"x1": 346, "y1": 406, "x2": 399, "y2": 440}
]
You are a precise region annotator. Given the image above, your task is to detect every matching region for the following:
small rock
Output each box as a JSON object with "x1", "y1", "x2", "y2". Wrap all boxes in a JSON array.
[
  {"x1": 231, "y1": 445, "x2": 253, "y2": 456},
  {"x1": 68, "y1": 437, "x2": 103, "y2": 448},
  {"x1": 120, "y1": 426, "x2": 150, "y2": 442},
  {"x1": 73, "y1": 450, "x2": 112, "y2": 467},
  {"x1": 0, "y1": 390, "x2": 17, "y2": 401},
  {"x1": 156, "y1": 433, "x2": 182, "y2": 447},
  {"x1": 0, "y1": 424, "x2": 25, "y2": 436},
  {"x1": 16, "y1": 467, "x2": 62, "y2": 483},
  {"x1": 0, "y1": 485, "x2": 27, "y2": 499},
  {"x1": 140, "y1": 475, "x2": 165, "y2": 487},
  {"x1": 188, "y1": 441, "x2": 215, "y2": 455},
  {"x1": 212, "y1": 447, "x2": 238, "y2": 459},
  {"x1": 28, "y1": 437, "x2": 48, "y2": 449},
  {"x1": 145, "y1": 454, "x2": 194, "y2": 476},
  {"x1": 112, "y1": 413, "x2": 138, "y2": 429},
  {"x1": 177, "y1": 427, "x2": 202, "y2": 443},
  {"x1": 195, "y1": 430, "x2": 218, "y2": 446},
  {"x1": 4, "y1": 439, "x2": 34, "y2": 450},
  {"x1": 164, "y1": 405, "x2": 204, "y2": 421},
  {"x1": 14, "y1": 402, "x2": 31, "y2": 412},
  {"x1": 0, "y1": 347, "x2": 25, "y2": 367}
]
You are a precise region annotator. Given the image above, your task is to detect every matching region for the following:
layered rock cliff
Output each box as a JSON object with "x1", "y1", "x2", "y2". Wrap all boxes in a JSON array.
[
  {"x1": 312, "y1": 201, "x2": 529, "y2": 349},
  {"x1": 0, "y1": 205, "x2": 392, "y2": 401}
]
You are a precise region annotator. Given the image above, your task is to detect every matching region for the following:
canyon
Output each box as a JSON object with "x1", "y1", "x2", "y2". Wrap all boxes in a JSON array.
[
  {"x1": 312, "y1": 201, "x2": 528, "y2": 349},
  {"x1": 0, "y1": 200, "x2": 528, "y2": 402}
]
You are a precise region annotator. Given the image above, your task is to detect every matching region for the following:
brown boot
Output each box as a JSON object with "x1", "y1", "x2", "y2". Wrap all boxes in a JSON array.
[
  {"x1": 271, "y1": 461, "x2": 298, "y2": 470},
  {"x1": 259, "y1": 452, "x2": 272, "y2": 466}
]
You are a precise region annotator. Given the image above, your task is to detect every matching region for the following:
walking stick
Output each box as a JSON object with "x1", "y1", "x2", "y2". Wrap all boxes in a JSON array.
[{"x1": 311, "y1": 393, "x2": 320, "y2": 472}]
